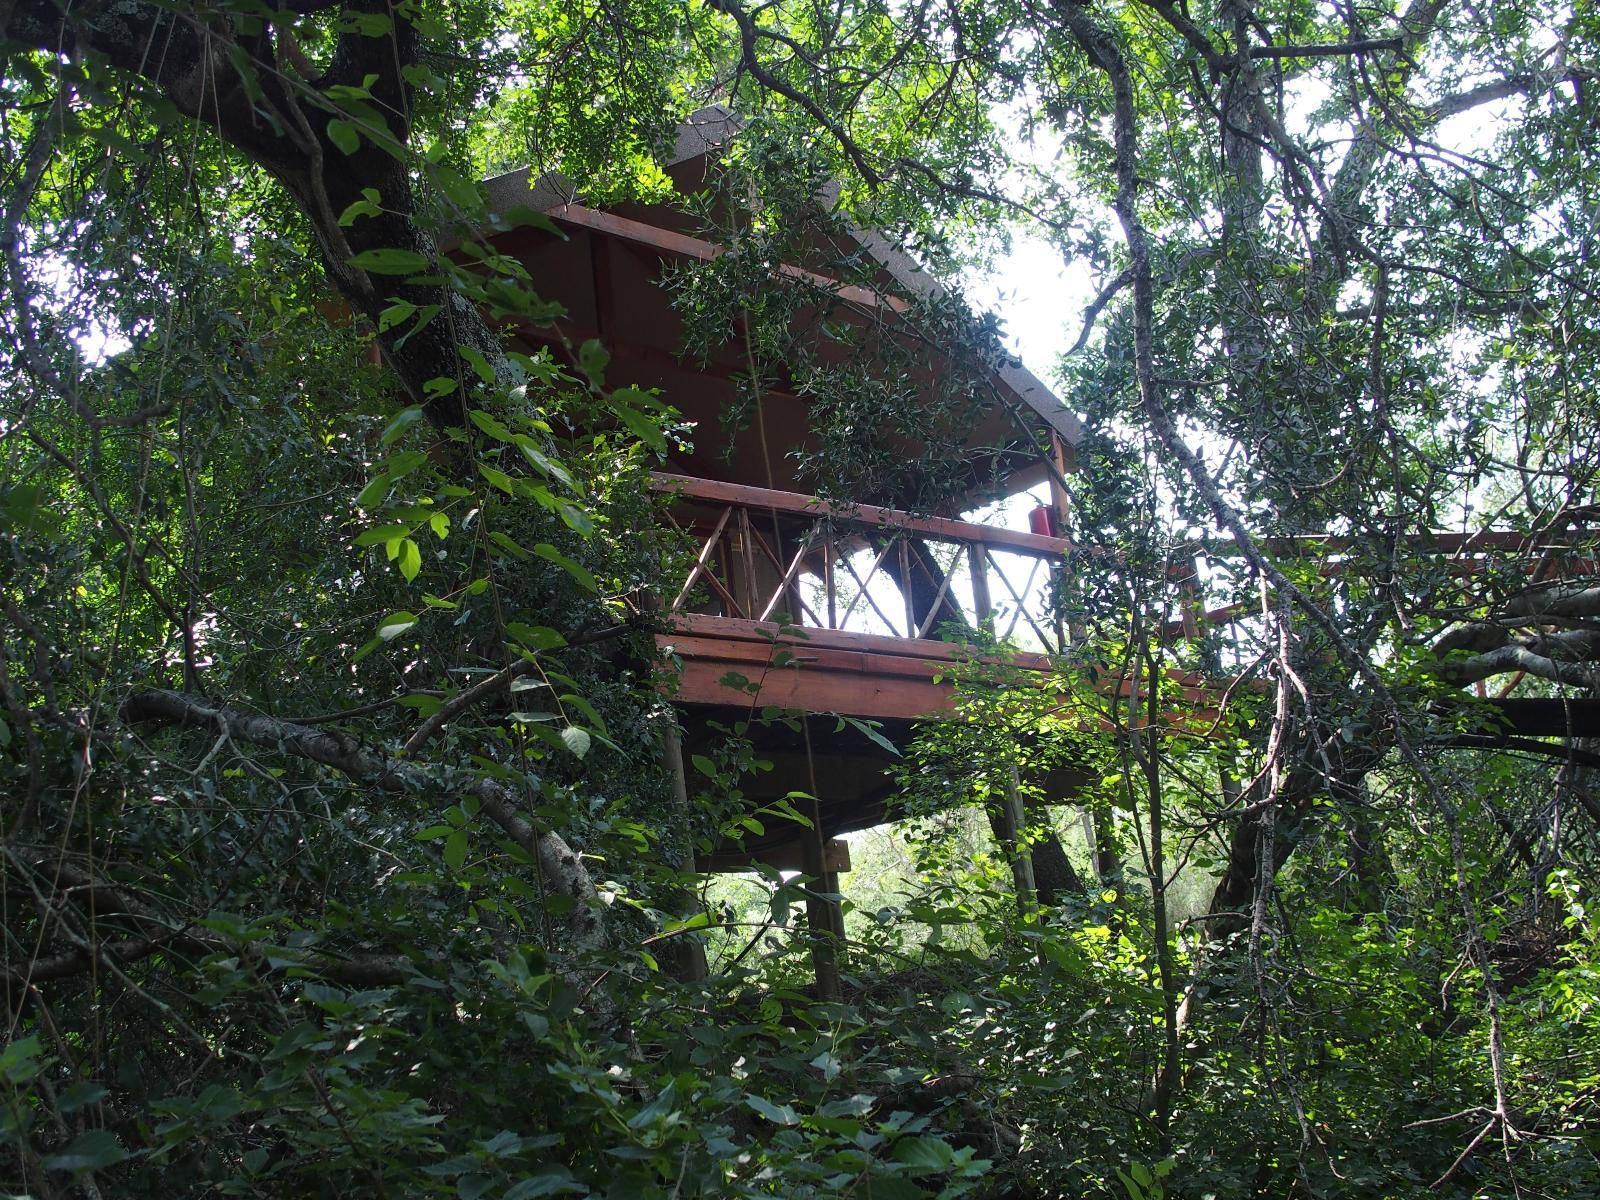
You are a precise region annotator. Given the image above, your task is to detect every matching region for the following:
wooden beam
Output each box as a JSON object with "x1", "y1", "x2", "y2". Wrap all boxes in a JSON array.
[
  {"x1": 796, "y1": 739, "x2": 844, "y2": 1001},
  {"x1": 657, "y1": 723, "x2": 708, "y2": 982},
  {"x1": 700, "y1": 838, "x2": 852, "y2": 875},
  {"x1": 545, "y1": 203, "x2": 911, "y2": 314},
  {"x1": 663, "y1": 613, "x2": 1057, "y2": 670},
  {"x1": 670, "y1": 653, "x2": 956, "y2": 721},
  {"x1": 652, "y1": 473, "x2": 1075, "y2": 559},
  {"x1": 1000, "y1": 764, "x2": 1036, "y2": 910}
]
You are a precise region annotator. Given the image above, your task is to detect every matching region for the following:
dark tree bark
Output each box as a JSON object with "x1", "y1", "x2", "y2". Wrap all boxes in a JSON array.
[
  {"x1": 1027, "y1": 825, "x2": 1086, "y2": 905},
  {"x1": 5, "y1": 0, "x2": 504, "y2": 427}
]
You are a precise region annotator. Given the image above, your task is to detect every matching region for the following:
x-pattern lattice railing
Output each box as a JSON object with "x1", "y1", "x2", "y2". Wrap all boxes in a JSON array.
[
  {"x1": 653, "y1": 473, "x2": 1074, "y2": 653},
  {"x1": 655, "y1": 473, "x2": 1600, "y2": 688}
]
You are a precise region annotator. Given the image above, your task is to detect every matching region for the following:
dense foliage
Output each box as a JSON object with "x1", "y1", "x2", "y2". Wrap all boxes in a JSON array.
[{"x1": 3, "y1": 2, "x2": 1599, "y2": 1197}]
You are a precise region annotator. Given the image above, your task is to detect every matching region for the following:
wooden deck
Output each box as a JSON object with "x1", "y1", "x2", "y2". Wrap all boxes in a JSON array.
[
  {"x1": 660, "y1": 612, "x2": 1051, "y2": 719},
  {"x1": 651, "y1": 473, "x2": 1219, "y2": 869},
  {"x1": 653, "y1": 471, "x2": 1218, "y2": 725}
]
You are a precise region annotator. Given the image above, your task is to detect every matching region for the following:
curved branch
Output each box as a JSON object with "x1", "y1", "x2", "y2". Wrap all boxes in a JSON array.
[
  {"x1": 120, "y1": 689, "x2": 606, "y2": 958},
  {"x1": 1435, "y1": 639, "x2": 1600, "y2": 690},
  {"x1": 1065, "y1": 267, "x2": 1133, "y2": 355},
  {"x1": 706, "y1": 0, "x2": 882, "y2": 185}
]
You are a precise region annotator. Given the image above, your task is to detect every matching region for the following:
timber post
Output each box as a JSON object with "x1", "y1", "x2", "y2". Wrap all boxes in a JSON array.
[
  {"x1": 798, "y1": 730, "x2": 845, "y2": 1001},
  {"x1": 657, "y1": 722, "x2": 709, "y2": 982},
  {"x1": 999, "y1": 764, "x2": 1037, "y2": 911},
  {"x1": 646, "y1": 585, "x2": 709, "y2": 983}
]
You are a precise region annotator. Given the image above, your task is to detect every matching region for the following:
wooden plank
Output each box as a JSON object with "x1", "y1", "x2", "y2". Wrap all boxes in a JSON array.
[
  {"x1": 663, "y1": 612, "x2": 1057, "y2": 670},
  {"x1": 665, "y1": 636, "x2": 947, "y2": 683},
  {"x1": 664, "y1": 617, "x2": 1214, "y2": 697},
  {"x1": 546, "y1": 203, "x2": 910, "y2": 313},
  {"x1": 652, "y1": 473, "x2": 1075, "y2": 559},
  {"x1": 670, "y1": 656, "x2": 956, "y2": 719}
]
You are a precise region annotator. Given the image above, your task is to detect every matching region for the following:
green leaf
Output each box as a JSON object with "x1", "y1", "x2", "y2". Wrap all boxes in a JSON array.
[
  {"x1": 459, "y1": 346, "x2": 496, "y2": 386},
  {"x1": 337, "y1": 187, "x2": 382, "y2": 225},
  {"x1": 505, "y1": 623, "x2": 565, "y2": 650},
  {"x1": 385, "y1": 450, "x2": 429, "y2": 481},
  {"x1": 560, "y1": 726, "x2": 591, "y2": 759},
  {"x1": 479, "y1": 464, "x2": 516, "y2": 495},
  {"x1": 499, "y1": 206, "x2": 566, "y2": 238},
  {"x1": 502, "y1": 1167, "x2": 585, "y2": 1199},
  {"x1": 380, "y1": 405, "x2": 424, "y2": 445},
  {"x1": 349, "y1": 10, "x2": 394, "y2": 35},
  {"x1": 0, "y1": 1034, "x2": 44, "y2": 1084},
  {"x1": 556, "y1": 502, "x2": 593, "y2": 536},
  {"x1": 468, "y1": 408, "x2": 514, "y2": 442},
  {"x1": 355, "y1": 473, "x2": 392, "y2": 508},
  {"x1": 578, "y1": 338, "x2": 609, "y2": 386},
  {"x1": 351, "y1": 248, "x2": 429, "y2": 275},
  {"x1": 893, "y1": 1134, "x2": 957, "y2": 1172},
  {"x1": 397, "y1": 538, "x2": 422, "y2": 582},
  {"x1": 487, "y1": 531, "x2": 531, "y2": 560},
  {"x1": 609, "y1": 386, "x2": 668, "y2": 453},
  {"x1": 532, "y1": 543, "x2": 597, "y2": 592},
  {"x1": 443, "y1": 830, "x2": 467, "y2": 871},
  {"x1": 376, "y1": 611, "x2": 419, "y2": 641},
  {"x1": 326, "y1": 118, "x2": 360, "y2": 155},
  {"x1": 355, "y1": 523, "x2": 410, "y2": 547},
  {"x1": 515, "y1": 439, "x2": 577, "y2": 491},
  {"x1": 378, "y1": 299, "x2": 416, "y2": 330},
  {"x1": 57, "y1": 1081, "x2": 108, "y2": 1114},
  {"x1": 745, "y1": 1095, "x2": 799, "y2": 1126},
  {"x1": 42, "y1": 1129, "x2": 128, "y2": 1173},
  {"x1": 844, "y1": 716, "x2": 900, "y2": 757}
]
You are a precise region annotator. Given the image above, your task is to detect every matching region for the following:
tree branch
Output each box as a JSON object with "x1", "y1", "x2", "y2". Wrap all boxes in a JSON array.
[
  {"x1": 1065, "y1": 267, "x2": 1133, "y2": 355},
  {"x1": 120, "y1": 689, "x2": 607, "y2": 958},
  {"x1": 706, "y1": 0, "x2": 882, "y2": 185},
  {"x1": 1248, "y1": 38, "x2": 1403, "y2": 61}
]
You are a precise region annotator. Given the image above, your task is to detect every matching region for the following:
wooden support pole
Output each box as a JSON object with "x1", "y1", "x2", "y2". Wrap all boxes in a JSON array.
[
  {"x1": 1000, "y1": 765, "x2": 1037, "y2": 911},
  {"x1": 799, "y1": 794, "x2": 844, "y2": 1000},
  {"x1": 658, "y1": 721, "x2": 709, "y2": 983},
  {"x1": 968, "y1": 542, "x2": 993, "y2": 633},
  {"x1": 644, "y1": 583, "x2": 708, "y2": 982},
  {"x1": 1049, "y1": 431, "x2": 1079, "y2": 649}
]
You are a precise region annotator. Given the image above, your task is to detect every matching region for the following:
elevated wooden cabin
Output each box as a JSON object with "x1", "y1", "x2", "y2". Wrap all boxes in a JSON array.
[{"x1": 478, "y1": 109, "x2": 1088, "y2": 897}]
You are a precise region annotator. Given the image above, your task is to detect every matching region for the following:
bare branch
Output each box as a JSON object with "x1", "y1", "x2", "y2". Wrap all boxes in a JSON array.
[
  {"x1": 1065, "y1": 268, "x2": 1133, "y2": 355},
  {"x1": 706, "y1": 0, "x2": 882, "y2": 185},
  {"x1": 1429, "y1": 69, "x2": 1595, "y2": 120},
  {"x1": 1248, "y1": 38, "x2": 1403, "y2": 61},
  {"x1": 120, "y1": 689, "x2": 607, "y2": 958}
]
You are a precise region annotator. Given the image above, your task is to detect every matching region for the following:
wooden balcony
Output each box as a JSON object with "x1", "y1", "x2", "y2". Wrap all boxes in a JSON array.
[
  {"x1": 651, "y1": 472, "x2": 1075, "y2": 721},
  {"x1": 649, "y1": 472, "x2": 1224, "y2": 870}
]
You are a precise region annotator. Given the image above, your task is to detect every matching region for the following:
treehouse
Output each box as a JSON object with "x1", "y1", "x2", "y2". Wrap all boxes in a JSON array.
[{"x1": 471, "y1": 110, "x2": 1118, "y2": 976}]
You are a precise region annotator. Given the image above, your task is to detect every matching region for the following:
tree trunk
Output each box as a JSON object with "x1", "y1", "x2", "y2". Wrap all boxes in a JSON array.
[{"x1": 5, "y1": 2, "x2": 506, "y2": 429}]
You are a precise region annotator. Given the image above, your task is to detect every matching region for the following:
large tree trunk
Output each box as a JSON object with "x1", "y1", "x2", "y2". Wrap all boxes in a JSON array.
[{"x1": 5, "y1": 1, "x2": 504, "y2": 428}]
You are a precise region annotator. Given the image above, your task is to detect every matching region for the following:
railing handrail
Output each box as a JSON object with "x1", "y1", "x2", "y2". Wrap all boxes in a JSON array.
[{"x1": 649, "y1": 472, "x2": 1074, "y2": 560}]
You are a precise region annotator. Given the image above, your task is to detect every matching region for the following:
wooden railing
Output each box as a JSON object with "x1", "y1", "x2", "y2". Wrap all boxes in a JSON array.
[
  {"x1": 651, "y1": 473, "x2": 1074, "y2": 654},
  {"x1": 653, "y1": 472, "x2": 1600, "y2": 670}
]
